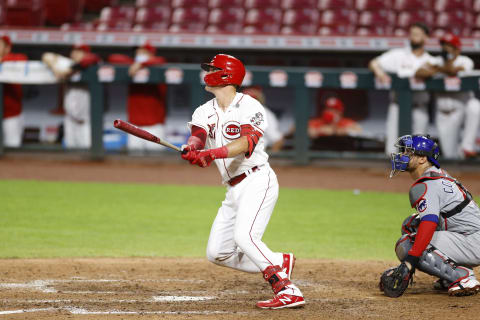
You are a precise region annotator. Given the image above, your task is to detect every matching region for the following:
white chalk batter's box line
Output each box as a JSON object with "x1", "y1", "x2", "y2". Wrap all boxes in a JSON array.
[
  {"x1": 0, "y1": 307, "x2": 249, "y2": 316},
  {"x1": 0, "y1": 278, "x2": 207, "y2": 294}
]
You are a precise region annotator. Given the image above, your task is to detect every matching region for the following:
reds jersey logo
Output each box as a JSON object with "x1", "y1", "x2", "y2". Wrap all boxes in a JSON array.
[
  {"x1": 222, "y1": 121, "x2": 241, "y2": 140},
  {"x1": 208, "y1": 123, "x2": 216, "y2": 139}
]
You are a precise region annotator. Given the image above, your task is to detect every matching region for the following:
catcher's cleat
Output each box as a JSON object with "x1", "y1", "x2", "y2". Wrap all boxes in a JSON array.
[
  {"x1": 448, "y1": 277, "x2": 480, "y2": 297},
  {"x1": 256, "y1": 290, "x2": 305, "y2": 309},
  {"x1": 433, "y1": 279, "x2": 449, "y2": 291},
  {"x1": 282, "y1": 253, "x2": 296, "y2": 280}
]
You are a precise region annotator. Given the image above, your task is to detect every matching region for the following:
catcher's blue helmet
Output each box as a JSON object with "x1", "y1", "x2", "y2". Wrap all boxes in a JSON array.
[{"x1": 390, "y1": 135, "x2": 440, "y2": 178}]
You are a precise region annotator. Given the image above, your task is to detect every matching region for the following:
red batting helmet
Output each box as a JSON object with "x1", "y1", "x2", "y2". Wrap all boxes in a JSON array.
[
  {"x1": 201, "y1": 54, "x2": 245, "y2": 87},
  {"x1": 325, "y1": 97, "x2": 344, "y2": 112},
  {"x1": 440, "y1": 32, "x2": 461, "y2": 50}
]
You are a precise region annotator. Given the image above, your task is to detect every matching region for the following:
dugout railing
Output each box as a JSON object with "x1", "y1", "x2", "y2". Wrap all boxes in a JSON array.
[{"x1": 0, "y1": 64, "x2": 479, "y2": 164}]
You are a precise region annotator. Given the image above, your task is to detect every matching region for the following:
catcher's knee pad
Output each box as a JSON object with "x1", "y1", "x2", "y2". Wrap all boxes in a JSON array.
[
  {"x1": 395, "y1": 234, "x2": 414, "y2": 262},
  {"x1": 418, "y1": 247, "x2": 472, "y2": 285},
  {"x1": 401, "y1": 213, "x2": 420, "y2": 235}
]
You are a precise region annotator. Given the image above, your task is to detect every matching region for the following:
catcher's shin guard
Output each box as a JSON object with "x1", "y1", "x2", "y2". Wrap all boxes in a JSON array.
[{"x1": 395, "y1": 235, "x2": 473, "y2": 289}]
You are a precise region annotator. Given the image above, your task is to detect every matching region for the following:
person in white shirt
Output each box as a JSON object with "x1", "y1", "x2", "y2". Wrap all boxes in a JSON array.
[
  {"x1": 416, "y1": 33, "x2": 480, "y2": 159},
  {"x1": 181, "y1": 54, "x2": 304, "y2": 309},
  {"x1": 369, "y1": 22, "x2": 438, "y2": 155}
]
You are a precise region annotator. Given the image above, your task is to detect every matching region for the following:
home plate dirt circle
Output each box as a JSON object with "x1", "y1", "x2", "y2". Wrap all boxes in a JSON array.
[{"x1": 1, "y1": 258, "x2": 480, "y2": 319}]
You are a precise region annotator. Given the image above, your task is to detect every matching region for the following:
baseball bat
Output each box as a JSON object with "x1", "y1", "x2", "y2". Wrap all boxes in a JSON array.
[{"x1": 113, "y1": 119, "x2": 182, "y2": 152}]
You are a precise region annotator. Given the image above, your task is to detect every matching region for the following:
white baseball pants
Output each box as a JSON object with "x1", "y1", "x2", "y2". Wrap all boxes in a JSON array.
[
  {"x1": 206, "y1": 164, "x2": 283, "y2": 273},
  {"x1": 3, "y1": 114, "x2": 23, "y2": 147}
]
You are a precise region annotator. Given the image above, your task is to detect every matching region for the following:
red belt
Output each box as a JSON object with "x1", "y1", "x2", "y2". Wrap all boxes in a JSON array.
[{"x1": 228, "y1": 166, "x2": 259, "y2": 187}]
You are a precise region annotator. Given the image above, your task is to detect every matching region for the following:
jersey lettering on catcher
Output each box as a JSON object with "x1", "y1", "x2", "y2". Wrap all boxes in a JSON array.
[{"x1": 188, "y1": 93, "x2": 269, "y2": 183}]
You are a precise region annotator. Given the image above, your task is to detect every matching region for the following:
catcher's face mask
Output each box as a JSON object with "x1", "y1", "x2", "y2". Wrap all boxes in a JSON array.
[{"x1": 390, "y1": 135, "x2": 414, "y2": 178}]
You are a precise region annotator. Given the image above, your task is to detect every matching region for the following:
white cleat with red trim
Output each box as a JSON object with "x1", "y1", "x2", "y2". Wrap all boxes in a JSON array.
[
  {"x1": 282, "y1": 253, "x2": 295, "y2": 280},
  {"x1": 256, "y1": 286, "x2": 305, "y2": 309},
  {"x1": 448, "y1": 277, "x2": 480, "y2": 297}
]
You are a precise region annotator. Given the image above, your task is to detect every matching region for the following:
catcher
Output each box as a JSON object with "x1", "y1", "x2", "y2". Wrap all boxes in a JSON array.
[{"x1": 380, "y1": 135, "x2": 480, "y2": 298}]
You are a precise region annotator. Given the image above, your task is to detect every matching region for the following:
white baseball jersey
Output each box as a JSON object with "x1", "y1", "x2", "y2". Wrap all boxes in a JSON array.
[
  {"x1": 377, "y1": 47, "x2": 436, "y2": 154},
  {"x1": 263, "y1": 107, "x2": 283, "y2": 147},
  {"x1": 435, "y1": 55, "x2": 475, "y2": 106},
  {"x1": 188, "y1": 93, "x2": 269, "y2": 183},
  {"x1": 376, "y1": 47, "x2": 438, "y2": 78}
]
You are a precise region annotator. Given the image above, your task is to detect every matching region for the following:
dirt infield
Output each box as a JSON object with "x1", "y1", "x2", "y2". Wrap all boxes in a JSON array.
[
  {"x1": 1, "y1": 258, "x2": 479, "y2": 320},
  {"x1": 1, "y1": 154, "x2": 480, "y2": 319}
]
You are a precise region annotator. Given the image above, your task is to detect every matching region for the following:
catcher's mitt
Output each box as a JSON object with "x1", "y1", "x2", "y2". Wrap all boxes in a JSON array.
[{"x1": 379, "y1": 263, "x2": 414, "y2": 298}]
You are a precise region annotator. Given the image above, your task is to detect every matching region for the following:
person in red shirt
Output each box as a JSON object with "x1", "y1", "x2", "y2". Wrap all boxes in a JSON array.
[
  {"x1": 108, "y1": 42, "x2": 167, "y2": 152},
  {"x1": 1, "y1": 35, "x2": 27, "y2": 147},
  {"x1": 308, "y1": 96, "x2": 362, "y2": 138}
]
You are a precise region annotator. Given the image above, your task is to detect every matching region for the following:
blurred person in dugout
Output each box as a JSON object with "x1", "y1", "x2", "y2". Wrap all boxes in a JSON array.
[
  {"x1": 0, "y1": 35, "x2": 27, "y2": 147},
  {"x1": 308, "y1": 96, "x2": 362, "y2": 138},
  {"x1": 415, "y1": 32, "x2": 480, "y2": 159},
  {"x1": 369, "y1": 22, "x2": 438, "y2": 155},
  {"x1": 241, "y1": 86, "x2": 285, "y2": 152},
  {"x1": 42, "y1": 44, "x2": 100, "y2": 149},
  {"x1": 108, "y1": 42, "x2": 167, "y2": 152}
]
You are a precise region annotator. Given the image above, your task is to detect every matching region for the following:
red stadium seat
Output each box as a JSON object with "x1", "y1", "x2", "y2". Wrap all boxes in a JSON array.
[
  {"x1": 171, "y1": 7, "x2": 208, "y2": 24},
  {"x1": 472, "y1": 29, "x2": 480, "y2": 37},
  {"x1": 433, "y1": 26, "x2": 471, "y2": 37},
  {"x1": 209, "y1": 8, "x2": 245, "y2": 24},
  {"x1": 85, "y1": 0, "x2": 118, "y2": 13},
  {"x1": 133, "y1": 21, "x2": 169, "y2": 31},
  {"x1": 169, "y1": 21, "x2": 207, "y2": 32},
  {"x1": 136, "y1": 0, "x2": 170, "y2": 6},
  {"x1": 206, "y1": 22, "x2": 244, "y2": 33},
  {"x1": 100, "y1": 6, "x2": 136, "y2": 22},
  {"x1": 434, "y1": 0, "x2": 470, "y2": 11},
  {"x1": 396, "y1": 10, "x2": 434, "y2": 28},
  {"x1": 355, "y1": 0, "x2": 390, "y2": 10},
  {"x1": 208, "y1": 0, "x2": 244, "y2": 7},
  {"x1": 393, "y1": 0, "x2": 431, "y2": 11},
  {"x1": 283, "y1": 8, "x2": 319, "y2": 25},
  {"x1": 245, "y1": 8, "x2": 283, "y2": 25},
  {"x1": 136, "y1": 6, "x2": 171, "y2": 24},
  {"x1": 97, "y1": 20, "x2": 133, "y2": 30},
  {"x1": 356, "y1": 26, "x2": 393, "y2": 36},
  {"x1": 476, "y1": 13, "x2": 480, "y2": 27},
  {"x1": 44, "y1": 0, "x2": 84, "y2": 26},
  {"x1": 357, "y1": 10, "x2": 394, "y2": 27},
  {"x1": 172, "y1": 0, "x2": 208, "y2": 7},
  {"x1": 318, "y1": 25, "x2": 353, "y2": 35},
  {"x1": 243, "y1": 22, "x2": 281, "y2": 33},
  {"x1": 318, "y1": 0, "x2": 354, "y2": 9},
  {"x1": 281, "y1": 23, "x2": 317, "y2": 34},
  {"x1": 281, "y1": 0, "x2": 316, "y2": 9},
  {"x1": 319, "y1": 9, "x2": 357, "y2": 26},
  {"x1": 475, "y1": 0, "x2": 480, "y2": 12},
  {"x1": 244, "y1": 0, "x2": 281, "y2": 8},
  {"x1": 61, "y1": 22, "x2": 95, "y2": 30},
  {"x1": 393, "y1": 27, "x2": 407, "y2": 36},
  {"x1": 435, "y1": 11, "x2": 473, "y2": 29},
  {"x1": 3, "y1": 0, "x2": 45, "y2": 26},
  {"x1": 5, "y1": 0, "x2": 43, "y2": 9}
]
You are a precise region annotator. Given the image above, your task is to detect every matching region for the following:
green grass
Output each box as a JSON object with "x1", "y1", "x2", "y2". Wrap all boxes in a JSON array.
[{"x1": 0, "y1": 180, "x2": 412, "y2": 260}]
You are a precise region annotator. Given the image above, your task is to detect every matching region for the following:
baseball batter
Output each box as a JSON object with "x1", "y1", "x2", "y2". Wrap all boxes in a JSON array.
[
  {"x1": 369, "y1": 23, "x2": 437, "y2": 155},
  {"x1": 417, "y1": 33, "x2": 480, "y2": 159},
  {"x1": 181, "y1": 54, "x2": 305, "y2": 309},
  {"x1": 380, "y1": 135, "x2": 480, "y2": 298}
]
